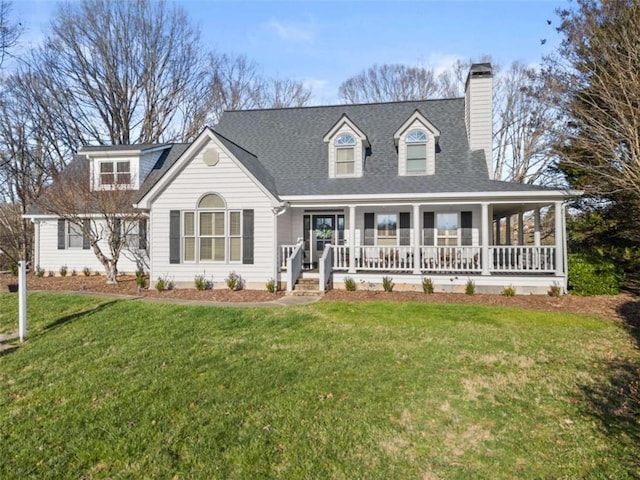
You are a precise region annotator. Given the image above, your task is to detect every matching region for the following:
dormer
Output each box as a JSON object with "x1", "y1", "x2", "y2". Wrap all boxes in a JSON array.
[
  {"x1": 85, "y1": 144, "x2": 169, "y2": 191},
  {"x1": 323, "y1": 114, "x2": 369, "y2": 178},
  {"x1": 394, "y1": 110, "x2": 440, "y2": 176}
]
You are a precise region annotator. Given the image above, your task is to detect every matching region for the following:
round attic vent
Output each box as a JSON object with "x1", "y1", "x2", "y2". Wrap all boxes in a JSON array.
[{"x1": 203, "y1": 148, "x2": 219, "y2": 166}]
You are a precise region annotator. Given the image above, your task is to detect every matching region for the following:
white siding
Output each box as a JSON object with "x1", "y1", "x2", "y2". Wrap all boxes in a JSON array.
[
  {"x1": 35, "y1": 218, "x2": 144, "y2": 274},
  {"x1": 465, "y1": 75, "x2": 493, "y2": 176},
  {"x1": 149, "y1": 139, "x2": 276, "y2": 288},
  {"x1": 90, "y1": 154, "x2": 141, "y2": 190}
]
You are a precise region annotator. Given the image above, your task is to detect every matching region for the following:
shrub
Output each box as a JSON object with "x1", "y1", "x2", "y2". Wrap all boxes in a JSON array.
[
  {"x1": 35, "y1": 266, "x2": 45, "y2": 278},
  {"x1": 8, "y1": 263, "x2": 18, "y2": 276},
  {"x1": 155, "y1": 276, "x2": 169, "y2": 292},
  {"x1": 47, "y1": 270, "x2": 54, "y2": 277},
  {"x1": 422, "y1": 277, "x2": 434, "y2": 294},
  {"x1": 225, "y1": 271, "x2": 242, "y2": 291},
  {"x1": 82, "y1": 266, "x2": 91, "y2": 277},
  {"x1": 136, "y1": 269, "x2": 147, "y2": 289},
  {"x1": 568, "y1": 252, "x2": 622, "y2": 296},
  {"x1": 194, "y1": 274, "x2": 212, "y2": 291},
  {"x1": 59, "y1": 265, "x2": 68, "y2": 277},
  {"x1": 71, "y1": 269, "x2": 78, "y2": 277},
  {"x1": 502, "y1": 285, "x2": 516, "y2": 297},
  {"x1": 344, "y1": 276, "x2": 356, "y2": 291},
  {"x1": 548, "y1": 282, "x2": 562, "y2": 298},
  {"x1": 265, "y1": 278, "x2": 277, "y2": 293},
  {"x1": 465, "y1": 279, "x2": 475, "y2": 295},
  {"x1": 382, "y1": 276, "x2": 394, "y2": 292}
]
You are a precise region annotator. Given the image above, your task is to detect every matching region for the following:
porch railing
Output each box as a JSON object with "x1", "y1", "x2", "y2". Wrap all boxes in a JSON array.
[
  {"x1": 420, "y1": 246, "x2": 482, "y2": 273},
  {"x1": 279, "y1": 244, "x2": 298, "y2": 271},
  {"x1": 489, "y1": 246, "x2": 556, "y2": 273},
  {"x1": 325, "y1": 244, "x2": 557, "y2": 274},
  {"x1": 285, "y1": 242, "x2": 304, "y2": 292},
  {"x1": 319, "y1": 244, "x2": 333, "y2": 293}
]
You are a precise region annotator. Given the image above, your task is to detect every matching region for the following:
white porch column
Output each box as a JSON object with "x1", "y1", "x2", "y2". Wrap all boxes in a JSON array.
[
  {"x1": 412, "y1": 204, "x2": 421, "y2": 274},
  {"x1": 517, "y1": 213, "x2": 524, "y2": 245},
  {"x1": 348, "y1": 205, "x2": 356, "y2": 273},
  {"x1": 505, "y1": 215, "x2": 512, "y2": 245},
  {"x1": 481, "y1": 202, "x2": 490, "y2": 276},
  {"x1": 534, "y1": 208, "x2": 541, "y2": 247},
  {"x1": 554, "y1": 202, "x2": 563, "y2": 277},
  {"x1": 562, "y1": 201, "x2": 569, "y2": 291}
]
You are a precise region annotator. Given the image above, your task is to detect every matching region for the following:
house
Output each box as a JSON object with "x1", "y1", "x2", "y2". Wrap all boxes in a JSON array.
[{"x1": 26, "y1": 63, "x2": 575, "y2": 294}]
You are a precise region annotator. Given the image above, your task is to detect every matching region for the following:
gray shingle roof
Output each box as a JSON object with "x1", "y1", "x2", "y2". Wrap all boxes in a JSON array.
[{"x1": 214, "y1": 98, "x2": 519, "y2": 196}]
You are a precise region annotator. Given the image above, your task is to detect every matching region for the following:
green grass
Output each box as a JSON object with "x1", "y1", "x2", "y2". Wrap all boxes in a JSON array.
[{"x1": 1, "y1": 293, "x2": 638, "y2": 479}]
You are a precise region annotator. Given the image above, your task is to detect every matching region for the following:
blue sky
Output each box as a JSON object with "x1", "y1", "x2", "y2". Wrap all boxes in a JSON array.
[{"x1": 13, "y1": 0, "x2": 568, "y2": 103}]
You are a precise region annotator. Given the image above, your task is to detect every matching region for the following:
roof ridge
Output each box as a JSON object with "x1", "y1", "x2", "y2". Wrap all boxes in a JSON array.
[{"x1": 223, "y1": 96, "x2": 465, "y2": 114}]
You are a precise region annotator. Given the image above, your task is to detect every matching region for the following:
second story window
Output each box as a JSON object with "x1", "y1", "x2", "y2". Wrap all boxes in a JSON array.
[
  {"x1": 100, "y1": 160, "x2": 131, "y2": 187},
  {"x1": 334, "y1": 133, "x2": 356, "y2": 176},
  {"x1": 406, "y1": 130, "x2": 427, "y2": 174}
]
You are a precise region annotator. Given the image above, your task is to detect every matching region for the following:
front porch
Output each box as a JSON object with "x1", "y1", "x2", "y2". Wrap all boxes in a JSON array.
[{"x1": 276, "y1": 198, "x2": 568, "y2": 294}]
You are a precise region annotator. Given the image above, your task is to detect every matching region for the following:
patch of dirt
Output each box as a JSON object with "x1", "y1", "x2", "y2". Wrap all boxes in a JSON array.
[
  {"x1": 0, "y1": 273, "x2": 283, "y2": 303},
  {"x1": 0, "y1": 273, "x2": 638, "y2": 322}
]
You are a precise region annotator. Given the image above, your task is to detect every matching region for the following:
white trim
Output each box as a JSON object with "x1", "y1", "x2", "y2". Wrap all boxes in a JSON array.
[
  {"x1": 135, "y1": 128, "x2": 281, "y2": 209},
  {"x1": 393, "y1": 110, "x2": 441, "y2": 143},
  {"x1": 280, "y1": 190, "x2": 579, "y2": 204},
  {"x1": 322, "y1": 114, "x2": 369, "y2": 146}
]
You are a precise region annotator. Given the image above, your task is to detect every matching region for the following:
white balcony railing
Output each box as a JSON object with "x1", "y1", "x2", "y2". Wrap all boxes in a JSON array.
[
  {"x1": 419, "y1": 246, "x2": 482, "y2": 272},
  {"x1": 489, "y1": 246, "x2": 556, "y2": 273},
  {"x1": 279, "y1": 244, "x2": 298, "y2": 271}
]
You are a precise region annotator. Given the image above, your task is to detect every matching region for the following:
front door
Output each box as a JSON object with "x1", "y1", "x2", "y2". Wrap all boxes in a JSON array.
[{"x1": 303, "y1": 213, "x2": 345, "y2": 268}]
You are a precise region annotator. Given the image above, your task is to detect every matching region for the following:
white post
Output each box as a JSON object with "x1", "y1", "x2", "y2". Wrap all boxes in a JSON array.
[
  {"x1": 481, "y1": 203, "x2": 490, "y2": 276},
  {"x1": 348, "y1": 205, "x2": 356, "y2": 273},
  {"x1": 534, "y1": 208, "x2": 541, "y2": 247},
  {"x1": 412, "y1": 204, "x2": 421, "y2": 274},
  {"x1": 18, "y1": 260, "x2": 27, "y2": 342},
  {"x1": 554, "y1": 202, "x2": 563, "y2": 277}
]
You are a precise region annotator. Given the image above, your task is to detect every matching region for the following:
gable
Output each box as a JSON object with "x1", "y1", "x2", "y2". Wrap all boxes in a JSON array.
[{"x1": 135, "y1": 129, "x2": 280, "y2": 209}]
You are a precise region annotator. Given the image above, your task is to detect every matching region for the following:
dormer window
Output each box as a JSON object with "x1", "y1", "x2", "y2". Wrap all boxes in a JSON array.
[
  {"x1": 335, "y1": 134, "x2": 356, "y2": 176},
  {"x1": 394, "y1": 111, "x2": 440, "y2": 177},
  {"x1": 406, "y1": 130, "x2": 428, "y2": 174},
  {"x1": 99, "y1": 160, "x2": 131, "y2": 187}
]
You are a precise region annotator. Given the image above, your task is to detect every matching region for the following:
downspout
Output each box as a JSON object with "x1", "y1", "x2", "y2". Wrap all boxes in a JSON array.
[
  {"x1": 562, "y1": 201, "x2": 569, "y2": 294},
  {"x1": 272, "y1": 203, "x2": 289, "y2": 289}
]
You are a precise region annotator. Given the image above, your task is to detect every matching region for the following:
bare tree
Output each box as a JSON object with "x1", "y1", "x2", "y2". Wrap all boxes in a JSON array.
[
  {"x1": 338, "y1": 64, "x2": 440, "y2": 104},
  {"x1": 545, "y1": 0, "x2": 640, "y2": 203},
  {"x1": 13, "y1": 0, "x2": 210, "y2": 151},
  {"x1": 493, "y1": 62, "x2": 556, "y2": 184},
  {"x1": 34, "y1": 161, "x2": 145, "y2": 283},
  {"x1": 208, "y1": 53, "x2": 312, "y2": 122},
  {"x1": 0, "y1": 0, "x2": 21, "y2": 68}
]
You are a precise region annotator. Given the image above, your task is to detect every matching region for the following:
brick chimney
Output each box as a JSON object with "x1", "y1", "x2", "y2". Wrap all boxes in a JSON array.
[{"x1": 465, "y1": 63, "x2": 493, "y2": 177}]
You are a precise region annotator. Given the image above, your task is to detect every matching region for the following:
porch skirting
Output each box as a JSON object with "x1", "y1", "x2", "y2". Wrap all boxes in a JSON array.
[{"x1": 330, "y1": 272, "x2": 565, "y2": 295}]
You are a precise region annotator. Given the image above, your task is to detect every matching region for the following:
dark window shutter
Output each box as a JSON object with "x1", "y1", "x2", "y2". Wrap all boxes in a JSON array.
[
  {"x1": 57, "y1": 219, "x2": 66, "y2": 250},
  {"x1": 169, "y1": 210, "x2": 180, "y2": 264},
  {"x1": 423, "y1": 212, "x2": 435, "y2": 246},
  {"x1": 461, "y1": 211, "x2": 473, "y2": 246},
  {"x1": 364, "y1": 212, "x2": 375, "y2": 246},
  {"x1": 139, "y1": 218, "x2": 148, "y2": 250},
  {"x1": 82, "y1": 219, "x2": 91, "y2": 250},
  {"x1": 243, "y1": 209, "x2": 254, "y2": 264},
  {"x1": 399, "y1": 212, "x2": 411, "y2": 246},
  {"x1": 303, "y1": 215, "x2": 311, "y2": 251}
]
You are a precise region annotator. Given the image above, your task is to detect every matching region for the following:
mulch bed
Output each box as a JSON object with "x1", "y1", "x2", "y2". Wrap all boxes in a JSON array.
[{"x1": 1, "y1": 273, "x2": 638, "y2": 324}]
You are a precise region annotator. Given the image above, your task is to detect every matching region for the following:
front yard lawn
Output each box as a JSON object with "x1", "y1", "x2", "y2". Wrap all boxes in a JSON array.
[{"x1": 1, "y1": 293, "x2": 638, "y2": 478}]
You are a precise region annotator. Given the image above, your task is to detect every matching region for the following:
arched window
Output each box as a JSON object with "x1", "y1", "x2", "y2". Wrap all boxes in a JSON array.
[
  {"x1": 405, "y1": 130, "x2": 427, "y2": 174},
  {"x1": 334, "y1": 133, "x2": 356, "y2": 176},
  {"x1": 183, "y1": 193, "x2": 242, "y2": 262}
]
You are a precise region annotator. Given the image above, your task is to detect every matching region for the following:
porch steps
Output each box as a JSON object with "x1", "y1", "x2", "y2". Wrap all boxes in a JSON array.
[{"x1": 289, "y1": 272, "x2": 326, "y2": 296}]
